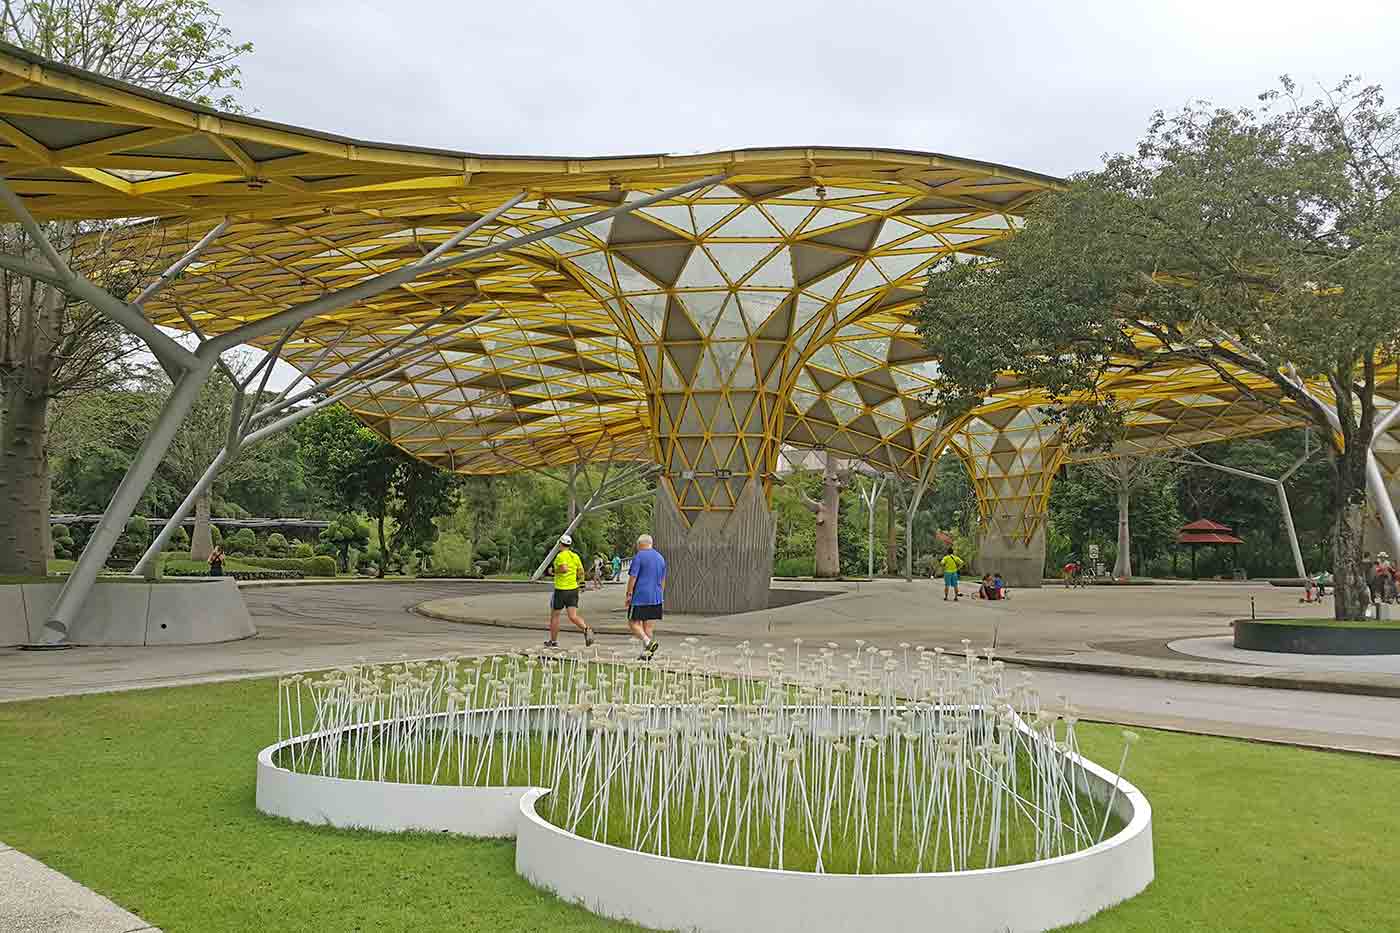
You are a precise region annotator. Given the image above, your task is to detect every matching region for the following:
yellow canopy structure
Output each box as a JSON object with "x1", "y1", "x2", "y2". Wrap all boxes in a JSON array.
[{"x1": 0, "y1": 42, "x2": 1394, "y2": 621}]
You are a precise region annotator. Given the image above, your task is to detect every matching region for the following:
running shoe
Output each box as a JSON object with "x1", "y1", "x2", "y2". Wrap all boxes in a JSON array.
[
  {"x1": 543, "y1": 639, "x2": 559, "y2": 648},
  {"x1": 584, "y1": 627, "x2": 595, "y2": 647},
  {"x1": 645, "y1": 640, "x2": 660, "y2": 659}
]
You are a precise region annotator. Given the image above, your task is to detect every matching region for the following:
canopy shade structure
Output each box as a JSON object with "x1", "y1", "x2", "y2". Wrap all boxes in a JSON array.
[
  {"x1": 1, "y1": 41, "x2": 1396, "y2": 627},
  {"x1": 1176, "y1": 519, "x2": 1245, "y2": 546}
]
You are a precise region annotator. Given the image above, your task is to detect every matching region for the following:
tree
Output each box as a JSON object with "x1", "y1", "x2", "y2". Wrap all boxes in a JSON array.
[
  {"x1": 792, "y1": 453, "x2": 852, "y2": 578},
  {"x1": 296, "y1": 404, "x2": 459, "y2": 577},
  {"x1": 919, "y1": 79, "x2": 1400, "y2": 619},
  {"x1": 0, "y1": 0, "x2": 253, "y2": 575},
  {"x1": 1079, "y1": 454, "x2": 1175, "y2": 579},
  {"x1": 319, "y1": 516, "x2": 368, "y2": 573}
]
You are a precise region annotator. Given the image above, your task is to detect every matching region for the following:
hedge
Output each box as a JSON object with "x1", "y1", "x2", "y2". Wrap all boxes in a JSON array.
[
  {"x1": 237, "y1": 555, "x2": 338, "y2": 577},
  {"x1": 418, "y1": 568, "x2": 483, "y2": 579},
  {"x1": 164, "y1": 568, "x2": 304, "y2": 581}
]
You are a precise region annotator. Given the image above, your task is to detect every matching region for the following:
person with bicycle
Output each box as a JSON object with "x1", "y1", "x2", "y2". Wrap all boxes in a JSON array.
[{"x1": 1062, "y1": 557, "x2": 1081, "y2": 588}]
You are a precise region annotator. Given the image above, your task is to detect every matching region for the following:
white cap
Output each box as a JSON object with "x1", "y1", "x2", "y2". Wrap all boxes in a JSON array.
[{"x1": 559, "y1": 534, "x2": 573, "y2": 546}]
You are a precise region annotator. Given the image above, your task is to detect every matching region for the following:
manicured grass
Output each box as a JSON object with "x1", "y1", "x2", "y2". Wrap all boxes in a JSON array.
[
  {"x1": 2, "y1": 679, "x2": 1398, "y2": 932},
  {"x1": 1242, "y1": 617, "x2": 1400, "y2": 629}
]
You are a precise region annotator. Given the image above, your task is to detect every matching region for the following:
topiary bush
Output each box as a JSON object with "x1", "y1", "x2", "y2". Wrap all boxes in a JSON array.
[
  {"x1": 169, "y1": 525, "x2": 191, "y2": 550},
  {"x1": 238, "y1": 556, "x2": 337, "y2": 577},
  {"x1": 209, "y1": 524, "x2": 223, "y2": 546},
  {"x1": 292, "y1": 541, "x2": 315, "y2": 559},
  {"x1": 266, "y1": 532, "x2": 289, "y2": 555},
  {"x1": 51, "y1": 524, "x2": 74, "y2": 560},
  {"x1": 226, "y1": 527, "x2": 257, "y2": 554}
]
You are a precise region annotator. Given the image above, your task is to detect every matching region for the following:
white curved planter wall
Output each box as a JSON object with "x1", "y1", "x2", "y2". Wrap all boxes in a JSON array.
[
  {"x1": 1, "y1": 578, "x2": 255, "y2": 646},
  {"x1": 257, "y1": 710, "x2": 1153, "y2": 933}
]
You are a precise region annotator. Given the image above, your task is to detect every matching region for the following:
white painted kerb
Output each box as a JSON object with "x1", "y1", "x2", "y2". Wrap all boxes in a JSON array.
[
  {"x1": 516, "y1": 757, "x2": 1153, "y2": 933},
  {"x1": 256, "y1": 708, "x2": 1153, "y2": 933}
]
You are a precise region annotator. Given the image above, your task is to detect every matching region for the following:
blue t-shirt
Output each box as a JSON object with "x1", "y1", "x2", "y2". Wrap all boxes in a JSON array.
[{"x1": 629, "y1": 548, "x2": 667, "y2": 606}]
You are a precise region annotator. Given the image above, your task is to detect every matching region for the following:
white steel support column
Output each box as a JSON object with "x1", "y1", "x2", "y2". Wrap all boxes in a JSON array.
[
  {"x1": 1368, "y1": 404, "x2": 1400, "y2": 559},
  {"x1": 859, "y1": 473, "x2": 887, "y2": 579},
  {"x1": 1176, "y1": 451, "x2": 1311, "y2": 580},
  {"x1": 43, "y1": 360, "x2": 215, "y2": 641}
]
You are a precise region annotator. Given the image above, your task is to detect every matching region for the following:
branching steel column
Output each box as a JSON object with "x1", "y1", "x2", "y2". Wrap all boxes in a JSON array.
[
  {"x1": 1174, "y1": 450, "x2": 1310, "y2": 579},
  {"x1": 859, "y1": 472, "x2": 887, "y2": 579},
  {"x1": 905, "y1": 442, "x2": 945, "y2": 582},
  {"x1": 531, "y1": 465, "x2": 659, "y2": 581},
  {"x1": 1368, "y1": 403, "x2": 1400, "y2": 558},
  {"x1": 44, "y1": 360, "x2": 215, "y2": 641}
]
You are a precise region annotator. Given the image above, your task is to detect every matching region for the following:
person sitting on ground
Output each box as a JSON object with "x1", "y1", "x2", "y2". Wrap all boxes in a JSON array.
[
  {"x1": 977, "y1": 573, "x2": 995, "y2": 599},
  {"x1": 993, "y1": 572, "x2": 1007, "y2": 600}
]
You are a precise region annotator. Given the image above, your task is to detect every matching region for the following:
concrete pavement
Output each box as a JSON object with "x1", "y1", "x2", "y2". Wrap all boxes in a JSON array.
[{"x1": 2, "y1": 579, "x2": 1398, "y2": 756}]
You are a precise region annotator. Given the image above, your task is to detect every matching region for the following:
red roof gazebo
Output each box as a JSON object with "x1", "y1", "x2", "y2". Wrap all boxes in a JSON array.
[{"x1": 1176, "y1": 519, "x2": 1245, "y2": 578}]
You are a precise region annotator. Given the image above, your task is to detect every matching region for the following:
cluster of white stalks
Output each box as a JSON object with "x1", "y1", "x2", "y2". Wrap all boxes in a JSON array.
[{"x1": 276, "y1": 638, "x2": 1138, "y2": 874}]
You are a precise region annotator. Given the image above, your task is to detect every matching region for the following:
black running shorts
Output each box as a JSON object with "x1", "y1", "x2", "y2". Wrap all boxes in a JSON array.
[
  {"x1": 629, "y1": 603, "x2": 663, "y2": 622},
  {"x1": 551, "y1": 588, "x2": 580, "y2": 610}
]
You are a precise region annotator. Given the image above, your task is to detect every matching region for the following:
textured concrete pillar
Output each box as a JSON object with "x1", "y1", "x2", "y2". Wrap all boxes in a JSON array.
[
  {"x1": 652, "y1": 476, "x2": 775, "y2": 614},
  {"x1": 976, "y1": 523, "x2": 1047, "y2": 588}
]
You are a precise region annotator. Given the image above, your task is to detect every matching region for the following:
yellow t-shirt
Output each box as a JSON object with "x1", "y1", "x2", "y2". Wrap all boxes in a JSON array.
[
  {"x1": 940, "y1": 553, "x2": 964, "y2": 573},
  {"x1": 553, "y1": 549, "x2": 584, "y2": 590}
]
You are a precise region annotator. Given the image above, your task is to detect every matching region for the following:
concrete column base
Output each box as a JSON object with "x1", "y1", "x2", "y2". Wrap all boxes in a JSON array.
[
  {"x1": 652, "y1": 477, "x2": 775, "y2": 615},
  {"x1": 976, "y1": 524, "x2": 1047, "y2": 588}
]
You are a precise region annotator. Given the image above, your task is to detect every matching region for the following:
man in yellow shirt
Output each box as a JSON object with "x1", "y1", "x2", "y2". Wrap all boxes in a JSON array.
[
  {"x1": 940, "y1": 547, "x2": 965, "y2": 602},
  {"x1": 546, "y1": 534, "x2": 594, "y2": 648}
]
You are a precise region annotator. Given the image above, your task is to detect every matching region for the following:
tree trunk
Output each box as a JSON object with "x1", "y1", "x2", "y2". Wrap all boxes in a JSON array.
[
  {"x1": 190, "y1": 490, "x2": 213, "y2": 560},
  {"x1": 1113, "y1": 485, "x2": 1132, "y2": 579},
  {"x1": 40, "y1": 461, "x2": 53, "y2": 561},
  {"x1": 1332, "y1": 496, "x2": 1370, "y2": 621},
  {"x1": 0, "y1": 387, "x2": 50, "y2": 576},
  {"x1": 884, "y1": 480, "x2": 898, "y2": 576},
  {"x1": 376, "y1": 513, "x2": 388, "y2": 578},
  {"x1": 813, "y1": 456, "x2": 843, "y2": 578}
]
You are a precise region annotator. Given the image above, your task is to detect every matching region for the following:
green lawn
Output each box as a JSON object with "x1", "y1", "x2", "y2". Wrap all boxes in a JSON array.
[{"x1": 1, "y1": 679, "x2": 1397, "y2": 932}]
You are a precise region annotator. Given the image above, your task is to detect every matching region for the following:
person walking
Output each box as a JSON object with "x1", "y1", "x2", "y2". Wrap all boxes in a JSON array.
[
  {"x1": 610, "y1": 552, "x2": 622, "y2": 583},
  {"x1": 626, "y1": 533, "x2": 666, "y2": 660},
  {"x1": 940, "y1": 546, "x2": 964, "y2": 601},
  {"x1": 545, "y1": 534, "x2": 594, "y2": 648}
]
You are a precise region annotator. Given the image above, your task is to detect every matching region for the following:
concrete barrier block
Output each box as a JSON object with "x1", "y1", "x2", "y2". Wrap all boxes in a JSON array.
[
  {"x1": 147, "y1": 578, "x2": 256, "y2": 645},
  {"x1": 69, "y1": 582, "x2": 150, "y2": 646},
  {"x1": 0, "y1": 588, "x2": 27, "y2": 646},
  {"x1": 19, "y1": 584, "x2": 63, "y2": 643}
]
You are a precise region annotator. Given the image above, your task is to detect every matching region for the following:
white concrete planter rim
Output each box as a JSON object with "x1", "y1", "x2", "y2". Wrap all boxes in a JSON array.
[{"x1": 257, "y1": 704, "x2": 1150, "y2": 875}]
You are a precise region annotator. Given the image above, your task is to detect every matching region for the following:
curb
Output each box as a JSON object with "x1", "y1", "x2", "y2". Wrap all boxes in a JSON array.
[
  {"x1": 409, "y1": 603, "x2": 766, "y2": 639},
  {"x1": 1001, "y1": 654, "x2": 1400, "y2": 699},
  {"x1": 239, "y1": 577, "x2": 548, "y2": 590}
]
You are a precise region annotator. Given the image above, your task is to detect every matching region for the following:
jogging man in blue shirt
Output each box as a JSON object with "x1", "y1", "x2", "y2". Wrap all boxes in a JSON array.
[{"x1": 626, "y1": 533, "x2": 667, "y2": 660}]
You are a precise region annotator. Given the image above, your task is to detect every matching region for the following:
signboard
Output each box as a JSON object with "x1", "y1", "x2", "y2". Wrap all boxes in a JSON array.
[
  {"x1": 714, "y1": 469, "x2": 732, "y2": 479},
  {"x1": 1087, "y1": 543, "x2": 1100, "y2": 559}
]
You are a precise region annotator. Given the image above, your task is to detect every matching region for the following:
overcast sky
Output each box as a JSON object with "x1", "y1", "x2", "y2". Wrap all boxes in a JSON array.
[
  {"x1": 215, "y1": 0, "x2": 1400, "y2": 177},
  {"x1": 205, "y1": 0, "x2": 1400, "y2": 388}
]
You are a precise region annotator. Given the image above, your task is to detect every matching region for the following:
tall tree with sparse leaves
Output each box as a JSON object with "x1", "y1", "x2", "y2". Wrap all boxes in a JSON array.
[{"x1": 0, "y1": 0, "x2": 252, "y2": 574}]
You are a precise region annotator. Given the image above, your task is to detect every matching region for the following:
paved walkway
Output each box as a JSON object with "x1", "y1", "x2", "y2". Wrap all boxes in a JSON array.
[
  {"x1": 418, "y1": 578, "x2": 1400, "y2": 696},
  {"x1": 0, "y1": 842, "x2": 160, "y2": 933},
  {"x1": 3, "y1": 579, "x2": 1398, "y2": 756}
]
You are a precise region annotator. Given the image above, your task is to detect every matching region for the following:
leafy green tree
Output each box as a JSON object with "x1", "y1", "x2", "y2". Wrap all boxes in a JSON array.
[
  {"x1": 920, "y1": 79, "x2": 1400, "y2": 619},
  {"x1": 319, "y1": 516, "x2": 369, "y2": 573},
  {"x1": 0, "y1": 0, "x2": 252, "y2": 575}
]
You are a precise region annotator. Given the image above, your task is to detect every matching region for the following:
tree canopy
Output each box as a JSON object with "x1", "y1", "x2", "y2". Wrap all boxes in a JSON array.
[{"x1": 918, "y1": 78, "x2": 1400, "y2": 617}]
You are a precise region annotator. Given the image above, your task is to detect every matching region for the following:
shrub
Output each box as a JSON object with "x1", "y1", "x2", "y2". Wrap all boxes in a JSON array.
[
  {"x1": 169, "y1": 525, "x2": 190, "y2": 550},
  {"x1": 51, "y1": 524, "x2": 74, "y2": 560},
  {"x1": 266, "y1": 532, "x2": 289, "y2": 555},
  {"x1": 292, "y1": 541, "x2": 315, "y2": 558},
  {"x1": 226, "y1": 527, "x2": 257, "y2": 554},
  {"x1": 237, "y1": 556, "x2": 338, "y2": 577},
  {"x1": 209, "y1": 524, "x2": 223, "y2": 546},
  {"x1": 773, "y1": 556, "x2": 814, "y2": 578},
  {"x1": 110, "y1": 516, "x2": 150, "y2": 564}
]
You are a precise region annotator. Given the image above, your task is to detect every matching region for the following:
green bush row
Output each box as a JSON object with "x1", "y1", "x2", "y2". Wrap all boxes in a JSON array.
[
  {"x1": 164, "y1": 568, "x2": 304, "y2": 581},
  {"x1": 773, "y1": 557, "x2": 815, "y2": 577},
  {"x1": 236, "y1": 555, "x2": 338, "y2": 577},
  {"x1": 161, "y1": 553, "x2": 335, "y2": 576}
]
